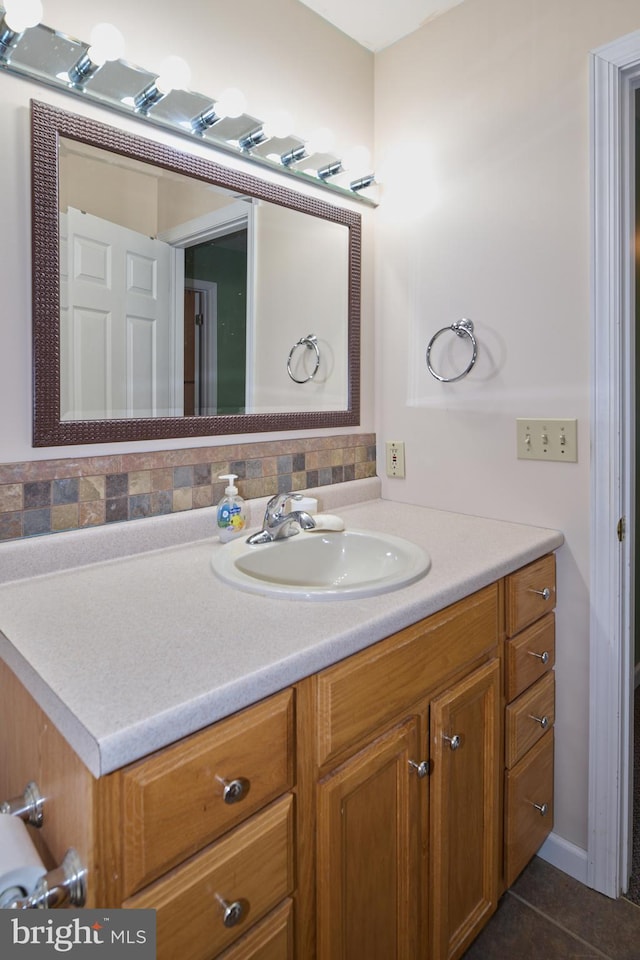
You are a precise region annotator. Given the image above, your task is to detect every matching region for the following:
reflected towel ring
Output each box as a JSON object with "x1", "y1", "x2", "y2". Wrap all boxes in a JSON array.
[
  {"x1": 287, "y1": 334, "x2": 321, "y2": 383},
  {"x1": 426, "y1": 318, "x2": 478, "y2": 383}
]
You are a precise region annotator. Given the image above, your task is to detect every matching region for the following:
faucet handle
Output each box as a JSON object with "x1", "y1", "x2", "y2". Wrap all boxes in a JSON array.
[{"x1": 267, "y1": 491, "x2": 301, "y2": 515}]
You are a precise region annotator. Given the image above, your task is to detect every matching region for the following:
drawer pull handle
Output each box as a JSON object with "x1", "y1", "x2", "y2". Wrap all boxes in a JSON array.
[
  {"x1": 529, "y1": 587, "x2": 551, "y2": 600},
  {"x1": 443, "y1": 733, "x2": 462, "y2": 751},
  {"x1": 216, "y1": 895, "x2": 248, "y2": 928},
  {"x1": 528, "y1": 650, "x2": 550, "y2": 665},
  {"x1": 531, "y1": 801, "x2": 549, "y2": 817},
  {"x1": 529, "y1": 714, "x2": 550, "y2": 730},
  {"x1": 408, "y1": 760, "x2": 430, "y2": 778},
  {"x1": 217, "y1": 776, "x2": 251, "y2": 804}
]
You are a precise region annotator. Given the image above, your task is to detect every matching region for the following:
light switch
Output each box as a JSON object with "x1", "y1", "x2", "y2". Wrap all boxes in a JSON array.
[{"x1": 516, "y1": 419, "x2": 577, "y2": 462}]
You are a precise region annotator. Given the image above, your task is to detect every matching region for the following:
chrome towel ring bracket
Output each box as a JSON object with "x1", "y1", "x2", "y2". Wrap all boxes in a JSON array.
[
  {"x1": 426, "y1": 318, "x2": 478, "y2": 383},
  {"x1": 287, "y1": 334, "x2": 321, "y2": 384}
]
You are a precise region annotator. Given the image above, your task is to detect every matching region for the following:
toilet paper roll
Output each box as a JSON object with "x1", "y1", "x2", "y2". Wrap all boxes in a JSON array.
[{"x1": 0, "y1": 813, "x2": 46, "y2": 898}]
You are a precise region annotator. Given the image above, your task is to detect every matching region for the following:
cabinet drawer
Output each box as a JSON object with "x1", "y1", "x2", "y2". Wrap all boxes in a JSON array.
[
  {"x1": 217, "y1": 901, "x2": 294, "y2": 960},
  {"x1": 125, "y1": 795, "x2": 295, "y2": 960},
  {"x1": 121, "y1": 689, "x2": 294, "y2": 895},
  {"x1": 316, "y1": 584, "x2": 498, "y2": 768},
  {"x1": 505, "y1": 614, "x2": 555, "y2": 701},
  {"x1": 504, "y1": 731, "x2": 553, "y2": 886},
  {"x1": 505, "y1": 555, "x2": 556, "y2": 637},
  {"x1": 505, "y1": 671, "x2": 555, "y2": 769}
]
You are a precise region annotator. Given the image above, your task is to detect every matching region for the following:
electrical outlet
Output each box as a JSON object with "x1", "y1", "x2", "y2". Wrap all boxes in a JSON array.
[
  {"x1": 516, "y1": 419, "x2": 578, "y2": 462},
  {"x1": 386, "y1": 441, "x2": 405, "y2": 477}
]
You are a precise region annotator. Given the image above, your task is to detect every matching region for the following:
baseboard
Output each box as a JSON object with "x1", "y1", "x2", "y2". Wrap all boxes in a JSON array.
[{"x1": 537, "y1": 832, "x2": 588, "y2": 885}]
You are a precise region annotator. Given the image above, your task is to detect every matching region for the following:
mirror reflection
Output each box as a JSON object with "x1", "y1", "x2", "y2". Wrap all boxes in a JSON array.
[
  {"x1": 58, "y1": 138, "x2": 349, "y2": 422},
  {"x1": 31, "y1": 100, "x2": 361, "y2": 446}
]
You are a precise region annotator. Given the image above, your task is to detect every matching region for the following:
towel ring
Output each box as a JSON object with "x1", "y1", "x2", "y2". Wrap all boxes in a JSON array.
[
  {"x1": 426, "y1": 318, "x2": 477, "y2": 383},
  {"x1": 287, "y1": 334, "x2": 321, "y2": 383}
]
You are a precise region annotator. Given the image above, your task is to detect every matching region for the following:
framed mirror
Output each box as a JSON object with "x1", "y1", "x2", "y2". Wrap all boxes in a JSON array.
[{"x1": 31, "y1": 100, "x2": 361, "y2": 446}]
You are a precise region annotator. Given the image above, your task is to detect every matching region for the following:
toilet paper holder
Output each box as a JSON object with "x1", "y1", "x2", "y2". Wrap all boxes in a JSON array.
[
  {"x1": 1, "y1": 782, "x2": 86, "y2": 909},
  {"x1": 1, "y1": 781, "x2": 44, "y2": 828},
  {"x1": 2, "y1": 849, "x2": 87, "y2": 910}
]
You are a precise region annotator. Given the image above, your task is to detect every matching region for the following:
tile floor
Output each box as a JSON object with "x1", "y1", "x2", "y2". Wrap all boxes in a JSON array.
[{"x1": 461, "y1": 857, "x2": 640, "y2": 959}]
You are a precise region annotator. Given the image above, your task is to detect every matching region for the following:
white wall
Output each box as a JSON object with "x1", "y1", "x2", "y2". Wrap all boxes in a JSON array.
[
  {"x1": 0, "y1": 0, "x2": 374, "y2": 463},
  {"x1": 375, "y1": 0, "x2": 640, "y2": 859},
  {"x1": 252, "y1": 202, "x2": 349, "y2": 412}
]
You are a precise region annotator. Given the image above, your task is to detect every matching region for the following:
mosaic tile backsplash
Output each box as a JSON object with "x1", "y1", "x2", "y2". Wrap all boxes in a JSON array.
[{"x1": 0, "y1": 434, "x2": 376, "y2": 541}]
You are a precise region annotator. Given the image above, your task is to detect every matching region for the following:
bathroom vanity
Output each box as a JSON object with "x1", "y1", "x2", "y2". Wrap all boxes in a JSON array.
[{"x1": 0, "y1": 488, "x2": 562, "y2": 959}]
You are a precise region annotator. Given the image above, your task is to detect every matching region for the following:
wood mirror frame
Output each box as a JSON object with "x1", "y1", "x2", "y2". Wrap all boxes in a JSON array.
[{"x1": 31, "y1": 100, "x2": 361, "y2": 447}]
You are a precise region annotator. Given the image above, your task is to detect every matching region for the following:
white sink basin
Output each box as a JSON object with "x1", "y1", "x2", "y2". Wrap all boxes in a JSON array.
[{"x1": 211, "y1": 528, "x2": 431, "y2": 600}]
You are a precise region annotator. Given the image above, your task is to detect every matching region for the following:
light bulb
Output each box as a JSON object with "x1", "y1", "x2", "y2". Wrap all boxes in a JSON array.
[
  {"x1": 87, "y1": 23, "x2": 125, "y2": 66},
  {"x1": 305, "y1": 127, "x2": 335, "y2": 155},
  {"x1": 342, "y1": 144, "x2": 372, "y2": 172},
  {"x1": 3, "y1": 0, "x2": 43, "y2": 33},
  {"x1": 261, "y1": 109, "x2": 294, "y2": 140},
  {"x1": 156, "y1": 55, "x2": 191, "y2": 95},
  {"x1": 215, "y1": 87, "x2": 247, "y2": 119}
]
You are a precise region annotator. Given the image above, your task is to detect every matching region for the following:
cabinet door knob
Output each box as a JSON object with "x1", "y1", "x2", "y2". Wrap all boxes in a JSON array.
[
  {"x1": 531, "y1": 801, "x2": 549, "y2": 817},
  {"x1": 442, "y1": 733, "x2": 462, "y2": 751},
  {"x1": 216, "y1": 895, "x2": 248, "y2": 928},
  {"x1": 216, "y1": 776, "x2": 251, "y2": 804},
  {"x1": 529, "y1": 714, "x2": 550, "y2": 730},
  {"x1": 529, "y1": 587, "x2": 551, "y2": 600},
  {"x1": 528, "y1": 650, "x2": 550, "y2": 664},
  {"x1": 408, "y1": 759, "x2": 430, "y2": 778}
]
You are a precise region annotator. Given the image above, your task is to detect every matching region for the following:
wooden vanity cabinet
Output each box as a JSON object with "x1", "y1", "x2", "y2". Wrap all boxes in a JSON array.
[
  {"x1": 0, "y1": 555, "x2": 558, "y2": 960},
  {"x1": 503, "y1": 554, "x2": 556, "y2": 888},
  {"x1": 310, "y1": 584, "x2": 502, "y2": 960}
]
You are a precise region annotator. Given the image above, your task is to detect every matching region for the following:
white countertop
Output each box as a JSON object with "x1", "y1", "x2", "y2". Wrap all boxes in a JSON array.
[{"x1": 0, "y1": 481, "x2": 563, "y2": 778}]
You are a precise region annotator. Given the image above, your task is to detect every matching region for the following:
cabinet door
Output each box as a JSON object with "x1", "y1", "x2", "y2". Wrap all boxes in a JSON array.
[
  {"x1": 316, "y1": 716, "x2": 428, "y2": 960},
  {"x1": 430, "y1": 660, "x2": 501, "y2": 960}
]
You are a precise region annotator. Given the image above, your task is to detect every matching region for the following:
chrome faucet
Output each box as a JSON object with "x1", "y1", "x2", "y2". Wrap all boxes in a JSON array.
[{"x1": 246, "y1": 492, "x2": 316, "y2": 544}]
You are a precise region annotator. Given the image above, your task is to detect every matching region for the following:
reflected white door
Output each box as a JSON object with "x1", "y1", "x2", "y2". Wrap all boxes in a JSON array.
[{"x1": 60, "y1": 208, "x2": 174, "y2": 419}]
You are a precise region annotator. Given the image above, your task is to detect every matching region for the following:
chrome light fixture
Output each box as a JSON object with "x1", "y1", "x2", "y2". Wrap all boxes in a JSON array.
[
  {"x1": 0, "y1": 0, "x2": 42, "y2": 62},
  {"x1": 134, "y1": 54, "x2": 191, "y2": 113},
  {"x1": 0, "y1": 7, "x2": 377, "y2": 205},
  {"x1": 67, "y1": 22, "x2": 124, "y2": 88}
]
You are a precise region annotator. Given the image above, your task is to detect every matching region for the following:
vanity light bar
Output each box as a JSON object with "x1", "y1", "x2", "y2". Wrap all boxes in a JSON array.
[
  {"x1": 280, "y1": 144, "x2": 307, "y2": 166},
  {"x1": 191, "y1": 104, "x2": 222, "y2": 134},
  {"x1": 350, "y1": 173, "x2": 376, "y2": 192},
  {"x1": 238, "y1": 125, "x2": 269, "y2": 151},
  {"x1": 317, "y1": 160, "x2": 343, "y2": 180},
  {"x1": 0, "y1": 20, "x2": 18, "y2": 60},
  {"x1": 134, "y1": 81, "x2": 165, "y2": 114},
  {"x1": 0, "y1": 6, "x2": 377, "y2": 206},
  {"x1": 67, "y1": 51, "x2": 101, "y2": 87}
]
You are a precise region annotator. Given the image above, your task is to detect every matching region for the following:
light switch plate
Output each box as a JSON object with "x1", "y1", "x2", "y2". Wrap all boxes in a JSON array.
[{"x1": 516, "y1": 419, "x2": 577, "y2": 462}]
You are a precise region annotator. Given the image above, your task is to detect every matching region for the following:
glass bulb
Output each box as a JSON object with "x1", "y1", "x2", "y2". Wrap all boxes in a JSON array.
[
  {"x1": 4, "y1": 0, "x2": 43, "y2": 33},
  {"x1": 156, "y1": 55, "x2": 191, "y2": 95},
  {"x1": 261, "y1": 109, "x2": 294, "y2": 140},
  {"x1": 215, "y1": 87, "x2": 247, "y2": 119},
  {"x1": 87, "y1": 23, "x2": 125, "y2": 66}
]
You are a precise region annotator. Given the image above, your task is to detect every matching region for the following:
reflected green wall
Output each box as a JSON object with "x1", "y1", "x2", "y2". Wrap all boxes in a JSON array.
[{"x1": 186, "y1": 233, "x2": 247, "y2": 414}]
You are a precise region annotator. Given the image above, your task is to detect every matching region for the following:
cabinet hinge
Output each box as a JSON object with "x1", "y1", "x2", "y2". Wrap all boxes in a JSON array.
[
  {"x1": 195, "y1": 313, "x2": 204, "y2": 327},
  {"x1": 617, "y1": 516, "x2": 626, "y2": 542}
]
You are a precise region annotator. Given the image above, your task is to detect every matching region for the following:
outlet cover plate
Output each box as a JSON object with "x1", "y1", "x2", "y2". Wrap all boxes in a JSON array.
[
  {"x1": 516, "y1": 418, "x2": 577, "y2": 462},
  {"x1": 386, "y1": 440, "x2": 405, "y2": 477}
]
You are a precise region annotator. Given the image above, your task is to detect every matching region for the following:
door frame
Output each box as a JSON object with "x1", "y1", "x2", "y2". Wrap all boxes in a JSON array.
[{"x1": 589, "y1": 29, "x2": 640, "y2": 898}]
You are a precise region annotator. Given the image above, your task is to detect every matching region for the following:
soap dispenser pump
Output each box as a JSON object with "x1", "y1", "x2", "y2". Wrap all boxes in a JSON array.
[{"x1": 216, "y1": 475, "x2": 248, "y2": 542}]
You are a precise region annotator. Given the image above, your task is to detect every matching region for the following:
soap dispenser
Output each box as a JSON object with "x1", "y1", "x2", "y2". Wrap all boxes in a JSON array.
[{"x1": 216, "y1": 475, "x2": 248, "y2": 542}]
